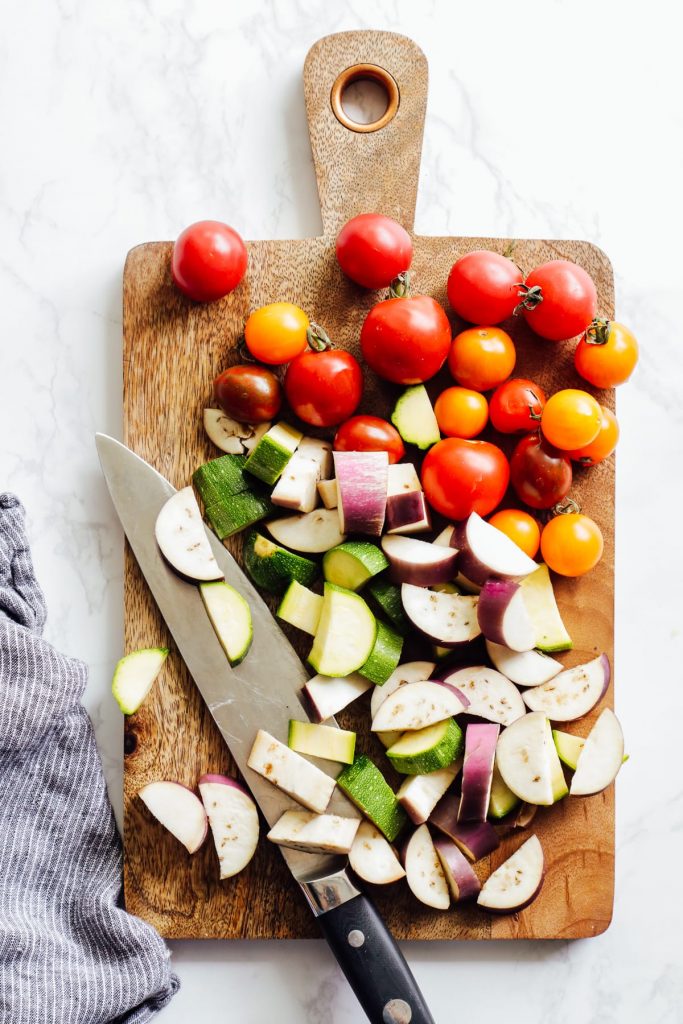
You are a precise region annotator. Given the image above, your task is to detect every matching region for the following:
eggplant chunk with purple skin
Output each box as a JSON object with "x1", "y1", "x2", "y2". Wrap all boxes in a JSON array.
[
  {"x1": 522, "y1": 654, "x2": 611, "y2": 722},
  {"x1": 381, "y1": 535, "x2": 458, "y2": 586},
  {"x1": 477, "y1": 834, "x2": 545, "y2": 913},
  {"x1": 403, "y1": 824, "x2": 450, "y2": 910},
  {"x1": 477, "y1": 578, "x2": 536, "y2": 652},
  {"x1": 400, "y1": 584, "x2": 480, "y2": 647},
  {"x1": 334, "y1": 450, "x2": 388, "y2": 537},
  {"x1": 434, "y1": 836, "x2": 481, "y2": 902},
  {"x1": 452, "y1": 512, "x2": 538, "y2": 587},
  {"x1": 458, "y1": 723, "x2": 500, "y2": 823},
  {"x1": 429, "y1": 797, "x2": 500, "y2": 861}
]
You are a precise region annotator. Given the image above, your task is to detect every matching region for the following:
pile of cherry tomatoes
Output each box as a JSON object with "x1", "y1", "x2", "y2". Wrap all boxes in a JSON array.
[{"x1": 171, "y1": 216, "x2": 639, "y2": 579}]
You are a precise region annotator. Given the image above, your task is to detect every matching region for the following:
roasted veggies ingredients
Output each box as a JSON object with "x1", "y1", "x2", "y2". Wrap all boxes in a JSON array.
[
  {"x1": 397, "y1": 762, "x2": 461, "y2": 824},
  {"x1": 155, "y1": 487, "x2": 222, "y2": 581},
  {"x1": 193, "y1": 454, "x2": 274, "y2": 540},
  {"x1": 489, "y1": 378, "x2": 546, "y2": 434},
  {"x1": 307, "y1": 583, "x2": 377, "y2": 677},
  {"x1": 267, "y1": 810, "x2": 360, "y2": 855},
  {"x1": 487, "y1": 764, "x2": 520, "y2": 819},
  {"x1": 348, "y1": 821, "x2": 406, "y2": 885},
  {"x1": 434, "y1": 386, "x2": 488, "y2": 439},
  {"x1": 297, "y1": 437, "x2": 333, "y2": 479},
  {"x1": 323, "y1": 541, "x2": 388, "y2": 591},
  {"x1": 446, "y1": 249, "x2": 523, "y2": 325},
  {"x1": 138, "y1": 781, "x2": 208, "y2": 853},
  {"x1": 452, "y1": 511, "x2": 538, "y2": 586},
  {"x1": 244, "y1": 422, "x2": 303, "y2": 485},
  {"x1": 277, "y1": 581, "x2": 323, "y2": 635},
  {"x1": 333, "y1": 415, "x2": 405, "y2": 464},
  {"x1": 485, "y1": 640, "x2": 562, "y2": 688},
  {"x1": 434, "y1": 837, "x2": 481, "y2": 902},
  {"x1": 247, "y1": 729, "x2": 335, "y2": 813},
  {"x1": 358, "y1": 620, "x2": 404, "y2": 685},
  {"x1": 370, "y1": 661, "x2": 437, "y2": 726},
  {"x1": 519, "y1": 564, "x2": 572, "y2": 652},
  {"x1": 360, "y1": 275, "x2": 451, "y2": 385},
  {"x1": 477, "y1": 835, "x2": 544, "y2": 913},
  {"x1": 367, "y1": 580, "x2": 410, "y2": 635},
  {"x1": 317, "y1": 479, "x2": 338, "y2": 509},
  {"x1": 574, "y1": 319, "x2": 639, "y2": 388},
  {"x1": 334, "y1": 450, "x2": 388, "y2": 536},
  {"x1": 510, "y1": 433, "x2": 572, "y2": 510},
  {"x1": 385, "y1": 463, "x2": 431, "y2": 534},
  {"x1": 371, "y1": 681, "x2": 466, "y2": 733},
  {"x1": 391, "y1": 384, "x2": 440, "y2": 450},
  {"x1": 541, "y1": 389, "x2": 602, "y2": 451},
  {"x1": 570, "y1": 709, "x2": 625, "y2": 796},
  {"x1": 284, "y1": 342, "x2": 363, "y2": 427},
  {"x1": 200, "y1": 581, "x2": 253, "y2": 665},
  {"x1": 244, "y1": 302, "x2": 309, "y2": 365},
  {"x1": 266, "y1": 508, "x2": 346, "y2": 554},
  {"x1": 387, "y1": 718, "x2": 463, "y2": 776},
  {"x1": 448, "y1": 326, "x2": 516, "y2": 392},
  {"x1": 567, "y1": 406, "x2": 619, "y2": 466},
  {"x1": 172, "y1": 220, "x2": 247, "y2": 303},
  {"x1": 213, "y1": 364, "x2": 282, "y2": 424},
  {"x1": 421, "y1": 438, "x2": 509, "y2": 520},
  {"x1": 477, "y1": 578, "x2": 536, "y2": 652},
  {"x1": 522, "y1": 654, "x2": 610, "y2": 721},
  {"x1": 336, "y1": 213, "x2": 413, "y2": 289},
  {"x1": 111, "y1": 647, "x2": 169, "y2": 715},
  {"x1": 400, "y1": 584, "x2": 481, "y2": 648},
  {"x1": 270, "y1": 455, "x2": 320, "y2": 513},
  {"x1": 203, "y1": 410, "x2": 270, "y2": 455},
  {"x1": 487, "y1": 508, "x2": 541, "y2": 559},
  {"x1": 541, "y1": 513, "x2": 604, "y2": 577},
  {"x1": 288, "y1": 720, "x2": 356, "y2": 764},
  {"x1": 429, "y1": 799, "x2": 500, "y2": 860},
  {"x1": 304, "y1": 673, "x2": 372, "y2": 722},
  {"x1": 243, "y1": 532, "x2": 317, "y2": 594},
  {"x1": 518, "y1": 260, "x2": 597, "y2": 341},
  {"x1": 441, "y1": 666, "x2": 525, "y2": 727},
  {"x1": 337, "y1": 755, "x2": 407, "y2": 841},
  {"x1": 495, "y1": 712, "x2": 556, "y2": 805},
  {"x1": 458, "y1": 723, "x2": 500, "y2": 822},
  {"x1": 552, "y1": 729, "x2": 586, "y2": 770},
  {"x1": 403, "y1": 824, "x2": 450, "y2": 909},
  {"x1": 198, "y1": 775, "x2": 259, "y2": 879},
  {"x1": 382, "y1": 534, "x2": 458, "y2": 587}
]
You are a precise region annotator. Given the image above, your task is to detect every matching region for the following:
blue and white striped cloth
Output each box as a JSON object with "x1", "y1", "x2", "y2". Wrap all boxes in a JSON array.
[{"x1": 0, "y1": 494, "x2": 179, "y2": 1022}]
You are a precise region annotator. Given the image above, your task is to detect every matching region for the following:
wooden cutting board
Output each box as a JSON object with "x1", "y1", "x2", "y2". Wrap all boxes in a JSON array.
[{"x1": 122, "y1": 30, "x2": 615, "y2": 940}]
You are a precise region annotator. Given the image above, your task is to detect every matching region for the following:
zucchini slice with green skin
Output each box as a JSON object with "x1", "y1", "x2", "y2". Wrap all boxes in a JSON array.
[
  {"x1": 243, "y1": 532, "x2": 317, "y2": 594},
  {"x1": 520, "y1": 564, "x2": 572, "y2": 653},
  {"x1": 552, "y1": 729, "x2": 585, "y2": 771},
  {"x1": 200, "y1": 581, "x2": 253, "y2": 666},
  {"x1": 111, "y1": 647, "x2": 169, "y2": 715},
  {"x1": 307, "y1": 583, "x2": 377, "y2": 677},
  {"x1": 193, "y1": 454, "x2": 273, "y2": 539},
  {"x1": 367, "y1": 579, "x2": 410, "y2": 634},
  {"x1": 244, "y1": 422, "x2": 303, "y2": 485},
  {"x1": 391, "y1": 385, "x2": 440, "y2": 449},
  {"x1": 487, "y1": 764, "x2": 520, "y2": 819},
  {"x1": 387, "y1": 718, "x2": 464, "y2": 775},
  {"x1": 287, "y1": 721, "x2": 356, "y2": 764},
  {"x1": 358, "y1": 619, "x2": 404, "y2": 686},
  {"x1": 323, "y1": 541, "x2": 388, "y2": 592},
  {"x1": 277, "y1": 581, "x2": 323, "y2": 635},
  {"x1": 336, "y1": 755, "x2": 407, "y2": 842}
]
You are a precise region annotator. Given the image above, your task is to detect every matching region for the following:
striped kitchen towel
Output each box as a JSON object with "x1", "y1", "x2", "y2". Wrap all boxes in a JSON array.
[{"x1": 0, "y1": 494, "x2": 179, "y2": 1023}]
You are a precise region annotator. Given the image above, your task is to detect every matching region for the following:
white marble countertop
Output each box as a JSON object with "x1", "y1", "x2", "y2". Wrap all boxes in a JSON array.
[{"x1": 2, "y1": 1, "x2": 682, "y2": 1021}]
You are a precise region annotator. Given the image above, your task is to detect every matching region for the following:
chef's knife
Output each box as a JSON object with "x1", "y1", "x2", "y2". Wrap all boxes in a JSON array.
[{"x1": 96, "y1": 434, "x2": 435, "y2": 1024}]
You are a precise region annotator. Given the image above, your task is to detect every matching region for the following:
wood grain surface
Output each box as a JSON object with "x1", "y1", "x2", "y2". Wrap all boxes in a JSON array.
[{"x1": 122, "y1": 30, "x2": 615, "y2": 940}]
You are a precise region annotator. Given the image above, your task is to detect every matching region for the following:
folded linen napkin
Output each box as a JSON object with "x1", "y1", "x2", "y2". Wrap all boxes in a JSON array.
[{"x1": 0, "y1": 494, "x2": 179, "y2": 1023}]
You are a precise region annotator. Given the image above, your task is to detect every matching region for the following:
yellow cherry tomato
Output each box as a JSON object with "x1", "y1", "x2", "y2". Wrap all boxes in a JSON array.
[
  {"x1": 567, "y1": 406, "x2": 619, "y2": 466},
  {"x1": 574, "y1": 320, "x2": 638, "y2": 388},
  {"x1": 488, "y1": 508, "x2": 541, "y2": 558},
  {"x1": 447, "y1": 326, "x2": 516, "y2": 392},
  {"x1": 541, "y1": 388, "x2": 602, "y2": 450},
  {"x1": 540, "y1": 513, "x2": 604, "y2": 576},
  {"x1": 244, "y1": 302, "x2": 310, "y2": 364},
  {"x1": 434, "y1": 387, "x2": 489, "y2": 439}
]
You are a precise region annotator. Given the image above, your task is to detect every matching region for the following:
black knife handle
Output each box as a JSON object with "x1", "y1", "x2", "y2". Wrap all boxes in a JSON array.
[{"x1": 317, "y1": 891, "x2": 435, "y2": 1024}]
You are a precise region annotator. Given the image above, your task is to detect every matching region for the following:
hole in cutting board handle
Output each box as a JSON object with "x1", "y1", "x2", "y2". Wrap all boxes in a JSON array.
[{"x1": 331, "y1": 64, "x2": 399, "y2": 133}]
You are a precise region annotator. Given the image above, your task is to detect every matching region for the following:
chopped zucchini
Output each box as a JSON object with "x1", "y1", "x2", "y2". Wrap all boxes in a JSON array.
[
  {"x1": 277, "y1": 581, "x2": 323, "y2": 635},
  {"x1": 288, "y1": 721, "x2": 356, "y2": 764},
  {"x1": 243, "y1": 531, "x2": 317, "y2": 594},
  {"x1": 193, "y1": 454, "x2": 273, "y2": 539},
  {"x1": 359, "y1": 619, "x2": 404, "y2": 686},
  {"x1": 307, "y1": 583, "x2": 377, "y2": 676},
  {"x1": 367, "y1": 579, "x2": 410, "y2": 634},
  {"x1": 336, "y1": 755, "x2": 407, "y2": 842},
  {"x1": 520, "y1": 564, "x2": 572, "y2": 652},
  {"x1": 386, "y1": 718, "x2": 463, "y2": 775},
  {"x1": 322, "y1": 541, "x2": 388, "y2": 592},
  {"x1": 200, "y1": 581, "x2": 253, "y2": 666},
  {"x1": 391, "y1": 385, "x2": 440, "y2": 449},
  {"x1": 244, "y1": 422, "x2": 303, "y2": 485}
]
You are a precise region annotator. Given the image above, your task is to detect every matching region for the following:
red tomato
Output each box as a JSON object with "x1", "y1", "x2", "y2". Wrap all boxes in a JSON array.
[
  {"x1": 510, "y1": 433, "x2": 572, "y2": 510},
  {"x1": 519, "y1": 260, "x2": 597, "y2": 341},
  {"x1": 172, "y1": 221, "x2": 247, "y2": 302},
  {"x1": 447, "y1": 250, "x2": 523, "y2": 325},
  {"x1": 284, "y1": 349, "x2": 363, "y2": 427},
  {"x1": 213, "y1": 365, "x2": 282, "y2": 424},
  {"x1": 333, "y1": 416, "x2": 405, "y2": 464},
  {"x1": 421, "y1": 438, "x2": 510, "y2": 520},
  {"x1": 336, "y1": 214, "x2": 413, "y2": 289},
  {"x1": 489, "y1": 378, "x2": 546, "y2": 434},
  {"x1": 361, "y1": 288, "x2": 451, "y2": 385}
]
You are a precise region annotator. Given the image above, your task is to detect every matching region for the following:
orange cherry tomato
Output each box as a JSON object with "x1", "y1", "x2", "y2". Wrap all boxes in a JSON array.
[
  {"x1": 541, "y1": 513, "x2": 604, "y2": 577},
  {"x1": 434, "y1": 387, "x2": 489, "y2": 439},
  {"x1": 447, "y1": 326, "x2": 516, "y2": 392},
  {"x1": 541, "y1": 389, "x2": 602, "y2": 450},
  {"x1": 244, "y1": 302, "x2": 310, "y2": 364},
  {"x1": 567, "y1": 406, "x2": 619, "y2": 466},
  {"x1": 574, "y1": 320, "x2": 639, "y2": 388},
  {"x1": 488, "y1": 509, "x2": 541, "y2": 559}
]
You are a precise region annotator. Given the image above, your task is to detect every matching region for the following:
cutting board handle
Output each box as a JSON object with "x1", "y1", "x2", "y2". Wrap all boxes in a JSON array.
[{"x1": 304, "y1": 31, "x2": 428, "y2": 236}]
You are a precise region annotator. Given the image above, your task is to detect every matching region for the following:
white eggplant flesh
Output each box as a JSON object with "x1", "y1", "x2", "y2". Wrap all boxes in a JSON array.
[
  {"x1": 477, "y1": 579, "x2": 536, "y2": 652},
  {"x1": 401, "y1": 584, "x2": 481, "y2": 647},
  {"x1": 397, "y1": 761, "x2": 461, "y2": 825},
  {"x1": 247, "y1": 730, "x2": 335, "y2": 813},
  {"x1": 494, "y1": 712, "x2": 555, "y2": 806},
  {"x1": 477, "y1": 834, "x2": 544, "y2": 913},
  {"x1": 371, "y1": 681, "x2": 467, "y2": 733},
  {"x1": 317, "y1": 479, "x2": 338, "y2": 509},
  {"x1": 267, "y1": 810, "x2": 360, "y2": 854},
  {"x1": 155, "y1": 487, "x2": 223, "y2": 582},
  {"x1": 486, "y1": 640, "x2": 563, "y2": 687},
  {"x1": 453, "y1": 512, "x2": 538, "y2": 586},
  {"x1": 138, "y1": 781, "x2": 208, "y2": 854},
  {"x1": 298, "y1": 437, "x2": 333, "y2": 479},
  {"x1": 442, "y1": 666, "x2": 525, "y2": 727},
  {"x1": 370, "y1": 661, "x2": 437, "y2": 722},
  {"x1": 522, "y1": 654, "x2": 610, "y2": 722},
  {"x1": 403, "y1": 824, "x2": 450, "y2": 910},
  {"x1": 198, "y1": 775, "x2": 259, "y2": 879},
  {"x1": 203, "y1": 409, "x2": 270, "y2": 455},
  {"x1": 570, "y1": 709, "x2": 625, "y2": 796},
  {"x1": 305, "y1": 673, "x2": 372, "y2": 722},
  {"x1": 349, "y1": 821, "x2": 406, "y2": 884},
  {"x1": 266, "y1": 508, "x2": 346, "y2": 553},
  {"x1": 382, "y1": 535, "x2": 456, "y2": 585}
]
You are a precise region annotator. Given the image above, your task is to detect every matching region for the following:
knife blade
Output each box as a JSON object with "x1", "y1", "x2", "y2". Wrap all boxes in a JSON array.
[{"x1": 96, "y1": 433, "x2": 435, "y2": 1024}]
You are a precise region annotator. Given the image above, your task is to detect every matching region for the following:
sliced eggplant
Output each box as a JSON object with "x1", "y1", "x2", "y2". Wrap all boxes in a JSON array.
[
  {"x1": 441, "y1": 666, "x2": 525, "y2": 726},
  {"x1": 477, "y1": 834, "x2": 544, "y2": 913},
  {"x1": 429, "y1": 797, "x2": 500, "y2": 861},
  {"x1": 453, "y1": 512, "x2": 538, "y2": 586},
  {"x1": 304, "y1": 673, "x2": 372, "y2": 722},
  {"x1": 477, "y1": 578, "x2": 536, "y2": 652},
  {"x1": 401, "y1": 584, "x2": 480, "y2": 648},
  {"x1": 397, "y1": 761, "x2": 461, "y2": 825},
  {"x1": 371, "y1": 680, "x2": 467, "y2": 733},
  {"x1": 494, "y1": 712, "x2": 555, "y2": 806},
  {"x1": 522, "y1": 654, "x2": 610, "y2": 722},
  {"x1": 247, "y1": 730, "x2": 335, "y2": 814},
  {"x1": 266, "y1": 508, "x2": 346, "y2": 554},
  {"x1": 458, "y1": 723, "x2": 500, "y2": 823},
  {"x1": 381, "y1": 535, "x2": 458, "y2": 586},
  {"x1": 570, "y1": 708, "x2": 625, "y2": 796},
  {"x1": 485, "y1": 640, "x2": 563, "y2": 687},
  {"x1": 348, "y1": 820, "x2": 406, "y2": 885},
  {"x1": 334, "y1": 450, "x2": 388, "y2": 537},
  {"x1": 155, "y1": 487, "x2": 223, "y2": 582},
  {"x1": 434, "y1": 837, "x2": 481, "y2": 902},
  {"x1": 403, "y1": 824, "x2": 450, "y2": 909},
  {"x1": 267, "y1": 810, "x2": 360, "y2": 855},
  {"x1": 270, "y1": 453, "x2": 320, "y2": 513}
]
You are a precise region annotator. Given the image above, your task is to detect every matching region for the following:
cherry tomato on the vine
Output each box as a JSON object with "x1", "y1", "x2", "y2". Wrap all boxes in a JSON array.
[
  {"x1": 336, "y1": 214, "x2": 413, "y2": 290},
  {"x1": 213, "y1": 364, "x2": 282, "y2": 424},
  {"x1": 510, "y1": 433, "x2": 572, "y2": 510},
  {"x1": 574, "y1": 320, "x2": 639, "y2": 388},
  {"x1": 447, "y1": 327, "x2": 516, "y2": 392},
  {"x1": 519, "y1": 260, "x2": 597, "y2": 341},
  {"x1": 447, "y1": 249, "x2": 523, "y2": 325},
  {"x1": 421, "y1": 438, "x2": 509, "y2": 520},
  {"x1": 333, "y1": 416, "x2": 405, "y2": 464},
  {"x1": 360, "y1": 276, "x2": 451, "y2": 385},
  {"x1": 541, "y1": 388, "x2": 602, "y2": 450},
  {"x1": 172, "y1": 221, "x2": 247, "y2": 303},
  {"x1": 244, "y1": 302, "x2": 309, "y2": 365},
  {"x1": 541, "y1": 513, "x2": 604, "y2": 577},
  {"x1": 434, "y1": 387, "x2": 488, "y2": 439},
  {"x1": 284, "y1": 345, "x2": 363, "y2": 428},
  {"x1": 567, "y1": 406, "x2": 619, "y2": 466},
  {"x1": 489, "y1": 378, "x2": 546, "y2": 434},
  {"x1": 488, "y1": 508, "x2": 541, "y2": 559}
]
